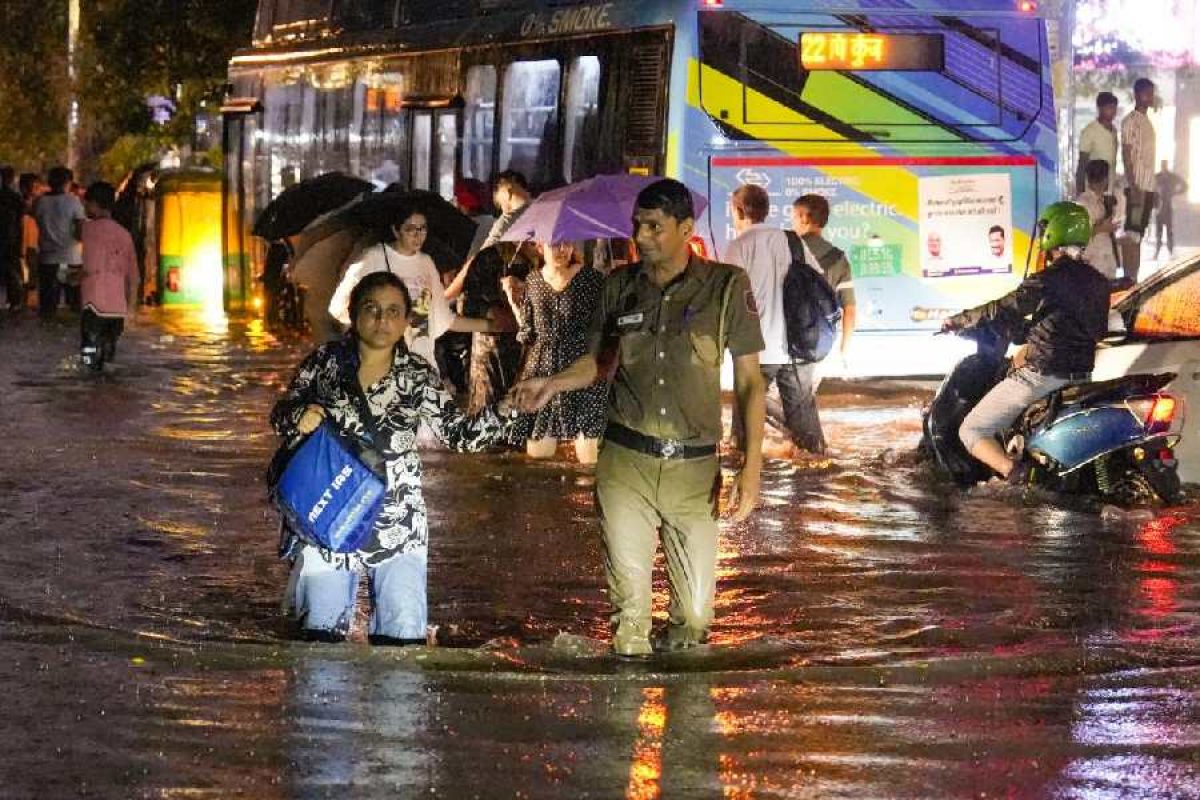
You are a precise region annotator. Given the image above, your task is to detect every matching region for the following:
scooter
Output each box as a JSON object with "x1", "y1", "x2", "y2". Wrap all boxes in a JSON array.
[{"x1": 920, "y1": 323, "x2": 1185, "y2": 505}]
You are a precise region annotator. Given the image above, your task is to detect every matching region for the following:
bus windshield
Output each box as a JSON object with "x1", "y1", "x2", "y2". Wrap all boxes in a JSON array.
[{"x1": 699, "y1": 9, "x2": 1048, "y2": 142}]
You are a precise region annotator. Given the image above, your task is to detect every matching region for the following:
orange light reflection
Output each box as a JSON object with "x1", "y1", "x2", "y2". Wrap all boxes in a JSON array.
[{"x1": 626, "y1": 687, "x2": 665, "y2": 800}]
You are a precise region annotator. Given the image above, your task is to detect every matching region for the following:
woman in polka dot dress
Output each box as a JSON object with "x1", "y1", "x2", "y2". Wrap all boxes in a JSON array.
[{"x1": 504, "y1": 241, "x2": 608, "y2": 464}]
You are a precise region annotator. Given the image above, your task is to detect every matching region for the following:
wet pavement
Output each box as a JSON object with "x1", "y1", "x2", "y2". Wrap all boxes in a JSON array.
[{"x1": 2, "y1": 308, "x2": 1200, "y2": 799}]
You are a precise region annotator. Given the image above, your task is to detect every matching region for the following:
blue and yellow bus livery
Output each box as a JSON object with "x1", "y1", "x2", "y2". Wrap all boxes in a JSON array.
[{"x1": 225, "y1": 0, "x2": 1061, "y2": 373}]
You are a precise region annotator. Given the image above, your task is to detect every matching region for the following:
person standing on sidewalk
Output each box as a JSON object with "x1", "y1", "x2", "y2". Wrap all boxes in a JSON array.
[
  {"x1": 1075, "y1": 160, "x2": 1124, "y2": 281},
  {"x1": 0, "y1": 167, "x2": 23, "y2": 311},
  {"x1": 513, "y1": 179, "x2": 766, "y2": 657},
  {"x1": 1075, "y1": 92, "x2": 1120, "y2": 194},
  {"x1": 723, "y1": 184, "x2": 825, "y2": 454},
  {"x1": 1153, "y1": 160, "x2": 1188, "y2": 260},
  {"x1": 78, "y1": 182, "x2": 139, "y2": 372},
  {"x1": 34, "y1": 166, "x2": 86, "y2": 319},
  {"x1": 1121, "y1": 78, "x2": 1157, "y2": 282},
  {"x1": 19, "y1": 173, "x2": 44, "y2": 303}
]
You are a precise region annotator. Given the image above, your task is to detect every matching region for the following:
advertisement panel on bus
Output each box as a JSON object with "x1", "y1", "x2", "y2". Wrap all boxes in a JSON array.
[{"x1": 708, "y1": 155, "x2": 1038, "y2": 331}]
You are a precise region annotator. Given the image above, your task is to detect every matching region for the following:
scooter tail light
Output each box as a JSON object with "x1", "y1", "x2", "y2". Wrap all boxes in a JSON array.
[
  {"x1": 1129, "y1": 394, "x2": 1180, "y2": 434},
  {"x1": 1149, "y1": 396, "x2": 1177, "y2": 425}
]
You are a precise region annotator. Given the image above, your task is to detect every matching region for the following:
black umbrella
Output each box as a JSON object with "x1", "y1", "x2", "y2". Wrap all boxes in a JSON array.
[
  {"x1": 338, "y1": 188, "x2": 478, "y2": 271},
  {"x1": 252, "y1": 172, "x2": 373, "y2": 240}
]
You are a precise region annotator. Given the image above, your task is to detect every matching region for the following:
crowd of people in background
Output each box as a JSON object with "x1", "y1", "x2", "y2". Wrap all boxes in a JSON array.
[
  {"x1": 0, "y1": 165, "x2": 139, "y2": 371},
  {"x1": 265, "y1": 168, "x2": 858, "y2": 463},
  {"x1": 1073, "y1": 77, "x2": 1187, "y2": 284}
]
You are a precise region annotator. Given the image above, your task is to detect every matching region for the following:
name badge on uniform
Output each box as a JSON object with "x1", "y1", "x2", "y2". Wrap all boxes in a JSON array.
[{"x1": 616, "y1": 312, "x2": 644, "y2": 328}]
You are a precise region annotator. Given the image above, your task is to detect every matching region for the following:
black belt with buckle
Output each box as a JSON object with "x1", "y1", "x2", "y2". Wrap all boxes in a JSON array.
[{"x1": 604, "y1": 422, "x2": 717, "y2": 460}]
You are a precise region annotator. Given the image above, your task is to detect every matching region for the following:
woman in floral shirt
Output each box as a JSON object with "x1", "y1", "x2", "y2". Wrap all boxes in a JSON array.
[{"x1": 271, "y1": 271, "x2": 517, "y2": 644}]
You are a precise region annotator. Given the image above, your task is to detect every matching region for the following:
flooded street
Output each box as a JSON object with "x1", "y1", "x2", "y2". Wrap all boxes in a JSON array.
[{"x1": 2, "y1": 309, "x2": 1200, "y2": 799}]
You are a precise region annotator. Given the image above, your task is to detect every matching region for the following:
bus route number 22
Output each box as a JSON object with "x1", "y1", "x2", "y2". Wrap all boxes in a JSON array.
[{"x1": 801, "y1": 33, "x2": 887, "y2": 70}]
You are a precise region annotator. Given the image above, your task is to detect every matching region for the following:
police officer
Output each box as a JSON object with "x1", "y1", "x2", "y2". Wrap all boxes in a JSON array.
[{"x1": 514, "y1": 179, "x2": 767, "y2": 656}]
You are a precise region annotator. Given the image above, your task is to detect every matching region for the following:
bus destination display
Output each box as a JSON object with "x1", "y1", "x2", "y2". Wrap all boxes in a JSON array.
[{"x1": 800, "y1": 32, "x2": 944, "y2": 71}]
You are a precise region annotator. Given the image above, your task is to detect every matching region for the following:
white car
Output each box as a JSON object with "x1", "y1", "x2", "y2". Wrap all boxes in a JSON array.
[{"x1": 1093, "y1": 256, "x2": 1200, "y2": 483}]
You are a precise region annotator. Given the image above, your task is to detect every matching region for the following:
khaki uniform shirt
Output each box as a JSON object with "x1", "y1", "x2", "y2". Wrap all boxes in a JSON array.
[{"x1": 587, "y1": 255, "x2": 764, "y2": 445}]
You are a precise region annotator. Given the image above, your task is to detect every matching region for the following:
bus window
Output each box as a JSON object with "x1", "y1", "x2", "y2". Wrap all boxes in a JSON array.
[
  {"x1": 360, "y1": 75, "x2": 409, "y2": 187},
  {"x1": 413, "y1": 111, "x2": 433, "y2": 190},
  {"x1": 435, "y1": 111, "x2": 458, "y2": 201},
  {"x1": 314, "y1": 86, "x2": 353, "y2": 175},
  {"x1": 463, "y1": 66, "x2": 496, "y2": 182},
  {"x1": 563, "y1": 56, "x2": 601, "y2": 183},
  {"x1": 263, "y1": 81, "x2": 309, "y2": 198},
  {"x1": 500, "y1": 60, "x2": 561, "y2": 187}
]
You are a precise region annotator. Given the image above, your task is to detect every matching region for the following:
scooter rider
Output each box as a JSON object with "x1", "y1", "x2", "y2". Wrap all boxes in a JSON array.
[{"x1": 941, "y1": 202, "x2": 1111, "y2": 481}]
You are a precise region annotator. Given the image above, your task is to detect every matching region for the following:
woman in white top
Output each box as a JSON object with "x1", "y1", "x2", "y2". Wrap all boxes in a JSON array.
[{"x1": 329, "y1": 212, "x2": 496, "y2": 366}]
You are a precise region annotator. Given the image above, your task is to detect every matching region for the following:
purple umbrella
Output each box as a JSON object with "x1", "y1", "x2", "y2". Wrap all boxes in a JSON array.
[{"x1": 499, "y1": 174, "x2": 710, "y2": 245}]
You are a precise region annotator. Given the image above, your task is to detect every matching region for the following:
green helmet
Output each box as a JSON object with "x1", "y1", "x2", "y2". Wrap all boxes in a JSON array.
[{"x1": 1037, "y1": 201, "x2": 1092, "y2": 250}]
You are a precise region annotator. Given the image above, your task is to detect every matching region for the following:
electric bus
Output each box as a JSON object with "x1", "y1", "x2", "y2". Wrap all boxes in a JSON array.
[{"x1": 224, "y1": 0, "x2": 1061, "y2": 373}]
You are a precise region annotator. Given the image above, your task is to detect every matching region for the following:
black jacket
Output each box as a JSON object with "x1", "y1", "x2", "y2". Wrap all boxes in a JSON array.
[
  {"x1": 948, "y1": 256, "x2": 1110, "y2": 376},
  {"x1": 0, "y1": 188, "x2": 22, "y2": 260}
]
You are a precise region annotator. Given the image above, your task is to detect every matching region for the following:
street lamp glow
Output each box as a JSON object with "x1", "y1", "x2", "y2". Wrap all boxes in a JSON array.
[{"x1": 67, "y1": 0, "x2": 80, "y2": 169}]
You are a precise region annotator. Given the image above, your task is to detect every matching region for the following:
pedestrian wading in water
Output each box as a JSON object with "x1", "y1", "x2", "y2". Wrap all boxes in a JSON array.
[
  {"x1": 504, "y1": 239, "x2": 607, "y2": 464},
  {"x1": 512, "y1": 178, "x2": 767, "y2": 657},
  {"x1": 270, "y1": 271, "x2": 519, "y2": 644},
  {"x1": 79, "y1": 181, "x2": 138, "y2": 372}
]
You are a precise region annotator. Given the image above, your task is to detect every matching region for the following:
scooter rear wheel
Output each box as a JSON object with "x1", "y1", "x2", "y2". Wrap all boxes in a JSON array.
[{"x1": 1101, "y1": 453, "x2": 1183, "y2": 506}]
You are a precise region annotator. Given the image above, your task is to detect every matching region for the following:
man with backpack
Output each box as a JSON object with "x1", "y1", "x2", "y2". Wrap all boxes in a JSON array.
[
  {"x1": 791, "y1": 194, "x2": 857, "y2": 366},
  {"x1": 725, "y1": 184, "x2": 840, "y2": 455}
]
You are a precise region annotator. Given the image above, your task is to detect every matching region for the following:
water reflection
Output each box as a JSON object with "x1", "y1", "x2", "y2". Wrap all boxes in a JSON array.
[
  {"x1": 286, "y1": 656, "x2": 434, "y2": 792},
  {"x1": 3, "y1": 308, "x2": 1200, "y2": 797},
  {"x1": 626, "y1": 687, "x2": 665, "y2": 799}
]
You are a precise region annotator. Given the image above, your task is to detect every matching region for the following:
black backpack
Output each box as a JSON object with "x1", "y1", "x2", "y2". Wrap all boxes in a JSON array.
[{"x1": 782, "y1": 231, "x2": 843, "y2": 363}]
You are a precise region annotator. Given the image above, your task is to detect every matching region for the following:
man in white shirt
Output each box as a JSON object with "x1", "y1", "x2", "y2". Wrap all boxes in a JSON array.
[
  {"x1": 1075, "y1": 160, "x2": 1123, "y2": 280},
  {"x1": 724, "y1": 184, "x2": 826, "y2": 454},
  {"x1": 35, "y1": 166, "x2": 86, "y2": 318},
  {"x1": 1075, "y1": 92, "x2": 1119, "y2": 194},
  {"x1": 1121, "y1": 77, "x2": 1157, "y2": 282}
]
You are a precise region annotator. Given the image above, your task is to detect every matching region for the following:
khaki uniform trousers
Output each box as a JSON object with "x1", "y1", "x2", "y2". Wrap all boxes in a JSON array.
[{"x1": 595, "y1": 440, "x2": 721, "y2": 653}]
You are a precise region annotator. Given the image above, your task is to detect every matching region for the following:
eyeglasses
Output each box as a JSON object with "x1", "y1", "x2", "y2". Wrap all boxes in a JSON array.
[
  {"x1": 358, "y1": 301, "x2": 407, "y2": 321},
  {"x1": 400, "y1": 224, "x2": 428, "y2": 234}
]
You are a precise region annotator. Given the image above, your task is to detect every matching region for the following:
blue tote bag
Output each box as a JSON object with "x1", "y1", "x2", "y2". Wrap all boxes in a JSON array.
[{"x1": 272, "y1": 422, "x2": 386, "y2": 554}]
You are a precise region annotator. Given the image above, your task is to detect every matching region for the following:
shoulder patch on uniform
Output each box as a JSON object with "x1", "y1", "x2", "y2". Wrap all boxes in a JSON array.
[{"x1": 745, "y1": 290, "x2": 759, "y2": 316}]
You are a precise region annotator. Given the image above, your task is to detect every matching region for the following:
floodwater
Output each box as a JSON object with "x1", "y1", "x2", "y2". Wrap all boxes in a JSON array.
[{"x1": 2, "y1": 309, "x2": 1199, "y2": 799}]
